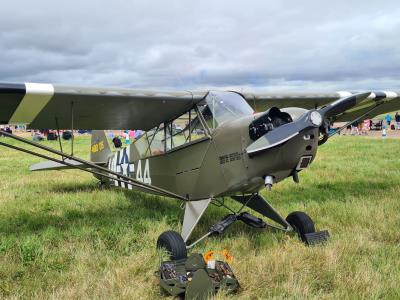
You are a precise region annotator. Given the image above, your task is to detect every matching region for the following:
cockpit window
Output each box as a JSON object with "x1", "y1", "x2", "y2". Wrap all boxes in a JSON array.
[
  {"x1": 132, "y1": 92, "x2": 252, "y2": 157},
  {"x1": 202, "y1": 91, "x2": 254, "y2": 129}
]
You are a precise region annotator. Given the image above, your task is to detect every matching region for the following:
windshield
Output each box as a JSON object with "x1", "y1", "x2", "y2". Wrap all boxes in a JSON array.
[{"x1": 203, "y1": 91, "x2": 254, "y2": 129}]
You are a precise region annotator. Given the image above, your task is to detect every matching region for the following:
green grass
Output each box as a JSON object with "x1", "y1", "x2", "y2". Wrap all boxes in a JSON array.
[
  {"x1": 0, "y1": 136, "x2": 400, "y2": 299},
  {"x1": 376, "y1": 111, "x2": 399, "y2": 120}
]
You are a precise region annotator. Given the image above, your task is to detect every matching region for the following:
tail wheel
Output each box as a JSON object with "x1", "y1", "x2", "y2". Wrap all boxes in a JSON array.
[
  {"x1": 286, "y1": 211, "x2": 315, "y2": 242},
  {"x1": 156, "y1": 230, "x2": 187, "y2": 260}
]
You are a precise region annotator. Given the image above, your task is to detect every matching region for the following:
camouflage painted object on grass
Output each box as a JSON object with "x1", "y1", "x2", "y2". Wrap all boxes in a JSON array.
[{"x1": 157, "y1": 253, "x2": 239, "y2": 299}]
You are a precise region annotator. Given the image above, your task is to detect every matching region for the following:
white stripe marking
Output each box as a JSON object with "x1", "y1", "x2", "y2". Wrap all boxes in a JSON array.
[
  {"x1": 383, "y1": 91, "x2": 398, "y2": 99},
  {"x1": 337, "y1": 91, "x2": 352, "y2": 98},
  {"x1": 9, "y1": 83, "x2": 54, "y2": 124}
]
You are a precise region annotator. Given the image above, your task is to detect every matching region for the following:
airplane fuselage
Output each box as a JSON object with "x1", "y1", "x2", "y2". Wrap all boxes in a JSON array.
[{"x1": 106, "y1": 108, "x2": 319, "y2": 200}]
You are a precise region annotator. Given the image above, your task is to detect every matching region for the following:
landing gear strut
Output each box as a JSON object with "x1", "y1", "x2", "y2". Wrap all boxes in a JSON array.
[{"x1": 156, "y1": 193, "x2": 329, "y2": 253}]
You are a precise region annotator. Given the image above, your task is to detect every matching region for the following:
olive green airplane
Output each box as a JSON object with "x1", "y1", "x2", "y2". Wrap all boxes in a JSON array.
[{"x1": 1, "y1": 83, "x2": 399, "y2": 259}]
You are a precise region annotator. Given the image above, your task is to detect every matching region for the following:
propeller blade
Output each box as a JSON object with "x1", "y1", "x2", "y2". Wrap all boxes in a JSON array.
[{"x1": 319, "y1": 92, "x2": 371, "y2": 118}]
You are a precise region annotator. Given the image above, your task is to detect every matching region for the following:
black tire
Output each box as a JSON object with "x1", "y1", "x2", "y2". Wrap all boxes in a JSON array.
[
  {"x1": 286, "y1": 211, "x2": 315, "y2": 242},
  {"x1": 156, "y1": 230, "x2": 187, "y2": 260}
]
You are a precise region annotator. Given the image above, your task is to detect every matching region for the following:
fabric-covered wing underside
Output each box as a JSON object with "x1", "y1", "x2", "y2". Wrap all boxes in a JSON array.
[{"x1": 0, "y1": 83, "x2": 207, "y2": 130}]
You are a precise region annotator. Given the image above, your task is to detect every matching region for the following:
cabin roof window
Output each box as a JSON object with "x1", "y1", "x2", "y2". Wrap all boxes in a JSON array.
[{"x1": 201, "y1": 91, "x2": 254, "y2": 129}]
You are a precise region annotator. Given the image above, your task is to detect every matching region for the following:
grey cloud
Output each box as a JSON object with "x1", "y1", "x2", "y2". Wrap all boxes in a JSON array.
[{"x1": 0, "y1": 0, "x2": 400, "y2": 91}]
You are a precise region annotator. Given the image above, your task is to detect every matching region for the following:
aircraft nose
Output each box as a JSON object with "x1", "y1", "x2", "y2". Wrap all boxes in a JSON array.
[
  {"x1": 246, "y1": 107, "x2": 306, "y2": 157},
  {"x1": 246, "y1": 126, "x2": 319, "y2": 189}
]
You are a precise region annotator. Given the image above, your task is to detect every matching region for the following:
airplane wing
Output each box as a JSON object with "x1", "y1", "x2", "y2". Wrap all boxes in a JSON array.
[
  {"x1": 0, "y1": 83, "x2": 207, "y2": 130},
  {"x1": 1, "y1": 82, "x2": 399, "y2": 130},
  {"x1": 242, "y1": 90, "x2": 400, "y2": 122}
]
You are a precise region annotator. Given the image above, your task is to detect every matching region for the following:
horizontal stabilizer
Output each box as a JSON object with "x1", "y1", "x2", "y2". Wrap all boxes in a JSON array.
[{"x1": 30, "y1": 159, "x2": 89, "y2": 171}]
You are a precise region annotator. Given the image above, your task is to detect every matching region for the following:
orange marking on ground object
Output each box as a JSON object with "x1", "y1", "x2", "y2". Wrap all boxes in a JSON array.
[
  {"x1": 222, "y1": 249, "x2": 233, "y2": 263},
  {"x1": 203, "y1": 249, "x2": 233, "y2": 263},
  {"x1": 203, "y1": 251, "x2": 214, "y2": 263}
]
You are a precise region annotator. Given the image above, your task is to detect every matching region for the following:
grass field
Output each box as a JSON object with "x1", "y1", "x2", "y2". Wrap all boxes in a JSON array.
[{"x1": 0, "y1": 135, "x2": 400, "y2": 299}]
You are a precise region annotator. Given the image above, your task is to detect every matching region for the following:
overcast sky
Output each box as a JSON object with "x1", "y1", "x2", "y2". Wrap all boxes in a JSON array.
[{"x1": 1, "y1": 0, "x2": 399, "y2": 91}]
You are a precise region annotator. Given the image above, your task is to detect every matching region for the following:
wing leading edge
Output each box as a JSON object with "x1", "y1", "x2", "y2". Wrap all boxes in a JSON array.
[{"x1": 1, "y1": 82, "x2": 399, "y2": 130}]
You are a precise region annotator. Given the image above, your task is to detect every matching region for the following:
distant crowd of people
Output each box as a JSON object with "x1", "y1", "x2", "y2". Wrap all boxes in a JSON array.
[
  {"x1": 0, "y1": 126, "x2": 142, "y2": 148},
  {"x1": 342, "y1": 119, "x2": 375, "y2": 135},
  {"x1": 341, "y1": 112, "x2": 400, "y2": 136},
  {"x1": 0, "y1": 125, "x2": 90, "y2": 141},
  {"x1": 0, "y1": 124, "x2": 25, "y2": 135},
  {"x1": 31, "y1": 130, "x2": 75, "y2": 141},
  {"x1": 0, "y1": 125, "x2": 13, "y2": 136},
  {"x1": 385, "y1": 112, "x2": 400, "y2": 129},
  {"x1": 0, "y1": 124, "x2": 26, "y2": 132}
]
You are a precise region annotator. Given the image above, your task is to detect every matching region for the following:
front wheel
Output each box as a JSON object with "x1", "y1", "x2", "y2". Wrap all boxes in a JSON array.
[
  {"x1": 286, "y1": 211, "x2": 315, "y2": 242},
  {"x1": 156, "y1": 230, "x2": 187, "y2": 260}
]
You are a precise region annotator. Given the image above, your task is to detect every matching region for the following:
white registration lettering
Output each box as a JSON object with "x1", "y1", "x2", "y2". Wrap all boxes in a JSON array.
[
  {"x1": 143, "y1": 159, "x2": 151, "y2": 184},
  {"x1": 108, "y1": 146, "x2": 134, "y2": 189},
  {"x1": 136, "y1": 159, "x2": 151, "y2": 185},
  {"x1": 136, "y1": 160, "x2": 143, "y2": 182},
  {"x1": 108, "y1": 150, "x2": 150, "y2": 188}
]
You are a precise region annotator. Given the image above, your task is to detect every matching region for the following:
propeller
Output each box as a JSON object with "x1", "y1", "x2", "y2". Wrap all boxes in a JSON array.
[{"x1": 246, "y1": 92, "x2": 371, "y2": 156}]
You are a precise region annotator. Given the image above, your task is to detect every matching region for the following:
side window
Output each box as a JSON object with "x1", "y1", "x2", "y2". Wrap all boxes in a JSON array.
[
  {"x1": 165, "y1": 108, "x2": 207, "y2": 151},
  {"x1": 148, "y1": 125, "x2": 165, "y2": 156},
  {"x1": 172, "y1": 118, "x2": 188, "y2": 149},
  {"x1": 198, "y1": 104, "x2": 216, "y2": 130},
  {"x1": 165, "y1": 120, "x2": 187, "y2": 151},
  {"x1": 134, "y1": 125, "x2": 165, "y2": 158},
  {"x1": 134, "y1": 133, "x2": 149, "y2": 159},
  {"x1": 188, "y1": 108, "x2": 207, "y2": 141},
  {"x1": 165, "y1": 123, "x2": 174, "y2": 151},
  {"x1": 133, "y1": 107, "x2": 208, "y2": 156}
]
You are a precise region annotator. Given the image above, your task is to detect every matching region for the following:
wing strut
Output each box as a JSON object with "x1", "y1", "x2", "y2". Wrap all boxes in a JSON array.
[{"x1": 0, "y1": 130, "x2": 187, "y2": 200}]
